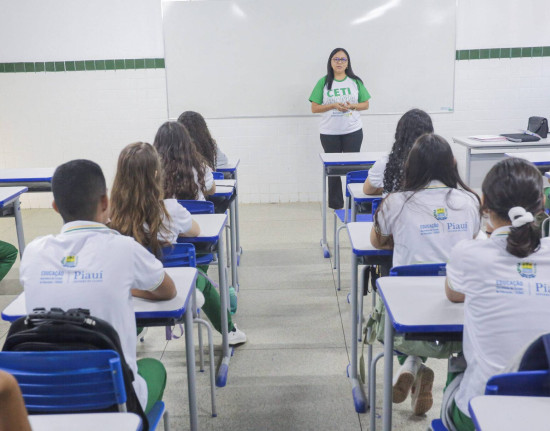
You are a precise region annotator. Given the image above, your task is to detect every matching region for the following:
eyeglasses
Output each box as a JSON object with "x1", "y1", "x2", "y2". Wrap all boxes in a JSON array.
[{"x1": 332, "y1": 57, "x2": 348, "y2": 63}]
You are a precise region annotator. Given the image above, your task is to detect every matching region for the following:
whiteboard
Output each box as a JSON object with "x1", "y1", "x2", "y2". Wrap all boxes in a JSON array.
[{"x1": 162, "y1": 0, "x2": 456, "y2": 118}]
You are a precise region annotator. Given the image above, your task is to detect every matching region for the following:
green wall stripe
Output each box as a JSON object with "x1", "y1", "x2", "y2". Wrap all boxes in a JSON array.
[
  {"x1": 0, "y1": 58, "x2": 165, "y2": 73},
  {"x1": 0, "y1": 47, "x2": 548, "y2": 73},
  {"x1": 456, "y1": 46, "x2": 550, "y2": 61}
]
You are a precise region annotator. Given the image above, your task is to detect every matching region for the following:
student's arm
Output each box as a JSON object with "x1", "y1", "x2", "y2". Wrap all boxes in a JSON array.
[
  {"x1": 445, "y1": 278, "x2": 465, "y2": 303},
  {"x1": 206, "y1": 182, "x2": 216, "y2": 196},
  {"x1": 0, "y1": 371, "x2": 31, "y2": 431},
  {"x1": 179, "y1": 219, "x2": 200, "y2": 237},
  {"x1": 363, "y1": 178, "x2": 383, "y2": 195},
  {"x1": 132, "y1": 272, "x2": 177, "y2": 301},
  {"x1": 370, "y1": 224, "x2": 394, "y2": 250}
]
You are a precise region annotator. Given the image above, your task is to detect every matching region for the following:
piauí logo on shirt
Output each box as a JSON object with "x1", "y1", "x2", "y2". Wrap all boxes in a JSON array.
[
  {"x1": 517, "y1": 262, "x2": 536, "y2": 278},
  {"x1": 61, "y1": 255, "x2": 78, "y2": 268},
  {"x1": 433, "y1": 208, "x2": 448, "y2": 220}
]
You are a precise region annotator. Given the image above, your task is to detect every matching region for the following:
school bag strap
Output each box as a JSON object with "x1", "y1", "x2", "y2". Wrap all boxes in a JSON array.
[{"x1": 2, "y1": 307, "x2": 149, "y2": 431}]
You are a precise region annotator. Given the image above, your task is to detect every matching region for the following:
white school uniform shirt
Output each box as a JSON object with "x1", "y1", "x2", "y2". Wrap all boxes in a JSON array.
[
  {"x1": 368, "y1": 155, "x2": 388, "y2": 193},
  {"x1": 157, "y1": 199, "x2": 193, "y2": 243},
  {"x1": 376, "y1": 180, "x2": 480, "y2": 267},
  {"x1": 193, "y1": 166, "x2": 214, "y2": 201},
  {"x1": 19, "y1": 221, "x2": 166, "y2": 410},
  {"x1": 447, "y1": 227, "x2": 550, "y2": 416}
]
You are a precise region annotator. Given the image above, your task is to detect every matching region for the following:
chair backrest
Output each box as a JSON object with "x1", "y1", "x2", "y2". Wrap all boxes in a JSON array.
[
  {"x1": 177, "y1": 199, "x2": 214, "y2": 214},
  {"x1": 485, "y1": 370, "x2": 550, "y2": 396},
  {"x1": 212, "y1": 171, "x2": 224, "y2": 180},
  {"x1": 389, "y1": 263, "x2": 447, "y2": 277},
  {"x1": 345, "y1": 170, "x2": 369, "y2": 197},
  {"x1": 372, "y1": 198, "x2": 382, "y2": 215},
  {"x1": 0, "y1": 350, "x2": 127, "y2": 413},
  {"x1": 160, "y1": 243, "x2": 196, "y2": 268}
]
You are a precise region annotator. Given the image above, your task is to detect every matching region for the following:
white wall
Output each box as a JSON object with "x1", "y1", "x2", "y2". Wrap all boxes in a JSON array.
[{"x1": 0, "y1": 0, "x2": 549, "y2": 208}]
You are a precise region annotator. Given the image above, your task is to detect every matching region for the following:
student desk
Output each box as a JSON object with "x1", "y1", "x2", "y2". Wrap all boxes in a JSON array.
[
  {"x1": 180, "y1": 213, "x2": 233, "y2": 387},
  {"x1": 0, "y1": 168, "x2": 55, "y2": 192},
  {"x1": 468, "y1": 395, "x2": 550, "y2": 431},
  {"x1": 346, "y1": 183, "x2": 379, "y2": 221},
  {"x1": 376, "y1": 276, "x2": 463, "y2": 431},
  {"x1": 216, "y1": 160, "x2": 242, "y2": 256},
  {"x1": 346, "y1": 222, "x2": 392, "y2": 414},
  {"x1": 504, "y1": 151, "x2": 550, "y2": 171},
  {"x1": 453, "y1": 137, "x2": 550, "y2": 185},
  {"x1": 1, "y1": 267, "x2": 199, "y2": 431},
  {"x1": 212, "y1": 181, "x2": 239, "y2": 288},
  {"x1": 29, "y1": 413, "x2": 142, "y2": 431},
  {"x1": 0, "y1": 187, "x2": 28, "y2": 257},
  {"x1": 319, "y1": 152, "x2": 386, "y2": 258}
]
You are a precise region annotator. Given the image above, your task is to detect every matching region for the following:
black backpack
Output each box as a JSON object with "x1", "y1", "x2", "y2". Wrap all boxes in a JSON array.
[{"x1": 2, "y1": 307, "x2": 149, "y2": 430}]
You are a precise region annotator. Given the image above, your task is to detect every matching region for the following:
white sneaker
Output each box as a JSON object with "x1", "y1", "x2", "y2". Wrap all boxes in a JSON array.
[
  {"x1": 410, "y1": 364, "x2": 434, "y2": 415},
  {"x1": 228, "y1": 323, "x2": 247, "y2": 346},
  {"x1": 392, "y1": 356, "x2": 421, "y2": 403}
]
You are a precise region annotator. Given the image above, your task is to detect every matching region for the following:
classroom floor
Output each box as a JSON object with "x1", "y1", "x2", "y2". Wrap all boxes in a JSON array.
[{"x1": 0, "y1": 203, "x2": 448, "y2": 431}]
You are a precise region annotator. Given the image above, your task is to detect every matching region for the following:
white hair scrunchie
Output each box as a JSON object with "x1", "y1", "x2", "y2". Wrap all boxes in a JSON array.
[{"x1": 508, "y1": 206, "x2": 534, "y2": 227}]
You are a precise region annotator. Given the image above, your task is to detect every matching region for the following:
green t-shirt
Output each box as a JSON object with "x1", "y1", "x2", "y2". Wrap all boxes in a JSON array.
[{"x1": 309, "y1": 76, "x2": 371, "y2": 135}]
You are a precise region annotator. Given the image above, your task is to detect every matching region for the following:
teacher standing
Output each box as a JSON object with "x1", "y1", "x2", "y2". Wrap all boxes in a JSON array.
[{"x1": 309, "y1": 47, "x2": 371, "y2": 209}]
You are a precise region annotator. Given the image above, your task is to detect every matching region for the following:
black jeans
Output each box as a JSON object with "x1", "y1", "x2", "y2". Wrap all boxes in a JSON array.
[{"x1": 320, "y1": 128, "x2": 363, "y2": 209}]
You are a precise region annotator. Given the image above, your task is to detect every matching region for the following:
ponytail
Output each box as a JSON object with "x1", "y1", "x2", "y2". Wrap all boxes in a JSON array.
[{"x1": 482, "y1": 158, "x2": 544, "y2": 258}]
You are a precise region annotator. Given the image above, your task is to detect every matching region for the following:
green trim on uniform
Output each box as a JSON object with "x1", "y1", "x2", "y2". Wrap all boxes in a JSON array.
[{"x1": 309, "y1": 76, "x2": 326, "y2": 104}]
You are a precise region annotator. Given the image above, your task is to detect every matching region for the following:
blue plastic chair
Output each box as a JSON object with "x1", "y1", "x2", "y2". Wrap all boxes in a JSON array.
[
  {"x1": 389, "y1": 263, "x2": 447, "y2": 277},
  {"x1": 485, "y1": 370, "x2": 550, "y2": 396},
  {"x1": 177, "y1": 199, "x2": 214, "y2": 215},
  {"x1": 212, "y1": 171, "x2": 224, "y2": 180},
  {"x1": 430, "y1": 419, "x2": 449, "y2": 430},
  {"x1": 0, "y1": 350, "x2": 168, "y2": 430}
]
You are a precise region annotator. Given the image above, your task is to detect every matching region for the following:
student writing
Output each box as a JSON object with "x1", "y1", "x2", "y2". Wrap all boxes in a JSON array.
[
  {"x1": 370, "y1": 134, "x2": 481, "y2": 415},
  {"x1": 443, "y1": 157, "x2": 550, "y2": 431},
  {"x1": 19, "y1": 160, "x2": 175, "y2": 413}
]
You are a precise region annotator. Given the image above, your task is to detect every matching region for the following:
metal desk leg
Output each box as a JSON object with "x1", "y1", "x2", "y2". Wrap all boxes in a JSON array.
[
  {"x1": 351, "y1": 199, "x2": 357, "y2": 222},
  {"x1": 320, "y1": 165, "x2": 330, "y2": 258},
  {"x1": 184, "y1": 305, "x2": 198, "y2": 431},
  {"x1": 465, "y1": 148, "x2": 471, "y2": 186},
  {"x1": 233, "y1": 170, "x2": 242, "y2": 257},
  {"x1": 229, "y1": 199, "x2": 238, "y2": 289},
  {"x1": 350, "y1": 251, "x2": 367, "y2": 412},
  {"x1": 216, "y1": 232, "x2": 231, "y2": 387},
  {"x1": 13, "y1": 198, "x2": 25, "y2": 257},
  {"x1": 383, "y1": 309, "x2": 394, "y2": 431}
]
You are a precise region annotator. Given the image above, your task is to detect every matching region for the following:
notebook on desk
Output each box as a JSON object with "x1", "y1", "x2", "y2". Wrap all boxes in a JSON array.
[{"x1": 500, "y1": 133, "x2": 541, "y2": 143}]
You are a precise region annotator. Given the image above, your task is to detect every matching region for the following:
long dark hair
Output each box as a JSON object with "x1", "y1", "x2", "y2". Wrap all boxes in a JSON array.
[
  {"x1": 375, "y1": 133, "x2": 479, "y2": 227},
  {"x1": 153, "y1": 121, "x2": 207, "y2": 200},
  {"x1": 177, "y1": 111, "x2": 218, "y2": 170},
  {"x1": 383, "y1": 109, "x2": 434, "y2": 194},
  {"x1": 325, "y1": 47, "x2": 363, "y2": 91},
  {"x1": 482, "y1": 158, "x2": 544, "y2": 258}
]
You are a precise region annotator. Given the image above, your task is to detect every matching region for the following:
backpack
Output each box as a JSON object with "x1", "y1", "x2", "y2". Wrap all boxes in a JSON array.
[{"x1": 2, "y1": 307, "x2": 149, "y2": 430}]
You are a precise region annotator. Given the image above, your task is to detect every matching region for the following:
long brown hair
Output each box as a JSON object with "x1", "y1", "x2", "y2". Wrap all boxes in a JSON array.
[
  {"x1": 178, "y1": 111, "x2": 218, "y2": 170},
  {"x1": 110, "y1": 142, "x2": 170, "y2": 257},
  {"x1": 154, "y1": 121, "x2": 207, "y2": 200}
]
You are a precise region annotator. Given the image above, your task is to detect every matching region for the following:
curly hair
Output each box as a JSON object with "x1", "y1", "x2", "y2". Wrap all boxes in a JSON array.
[
  {"x1": 177, "y1": 111, "x2": 218, "y2": 170},
  {"x1": 109, "y1": 142, "x2": 171, "y2": 257},
  {"x1": 382, "y1": 109, "x2": 434, "y2": 194},
  {"x1": 153, "y1": 121, "x2": 207, "y2": 200}
]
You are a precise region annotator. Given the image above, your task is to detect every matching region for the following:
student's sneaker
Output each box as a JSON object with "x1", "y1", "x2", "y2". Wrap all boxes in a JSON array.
[
  {"x1": 392, "y1": 356, "x2": 421, "y2": 403},
  {"x1": 410, "y1": 364, "x2": 434, "y2": 415},
  {"x1": 228, "y1": 324, "x2": 247, "y2": 346}
]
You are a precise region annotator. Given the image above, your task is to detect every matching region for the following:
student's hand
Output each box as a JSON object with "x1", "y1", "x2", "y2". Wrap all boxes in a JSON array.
[
  {"x1": 344, "y1": 101, "x2": 356, "y2": 111},
  {"x1": 332, "y1": 103, "x2": 348, "y2": 112}
]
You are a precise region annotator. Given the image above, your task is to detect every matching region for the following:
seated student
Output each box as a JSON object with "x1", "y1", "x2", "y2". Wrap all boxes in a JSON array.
[
  {"x1": 363, "y1": 108, "x2": 433, "y2": 196},
  {"x1": 177, "y1": 111, "x2": 229, "y2": 169},
  {"x1": 111, "y1": 141, "x2": 246, "y2": 345},
  {"x1": 154, "y1": 121, "x2": 216, "y2": 200},
  {"x1": 19, "y1": 160, "x2": 176, "y2": 414},
  {"x1": 444, "y1": 157, "x2": 550, "y2": 431},
  {"x1": 370, "y1": 133, "x2": 481, "y2": 415},
  {"x1": 0, "y1": 241, "x2": 17, "y2": 283}
]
